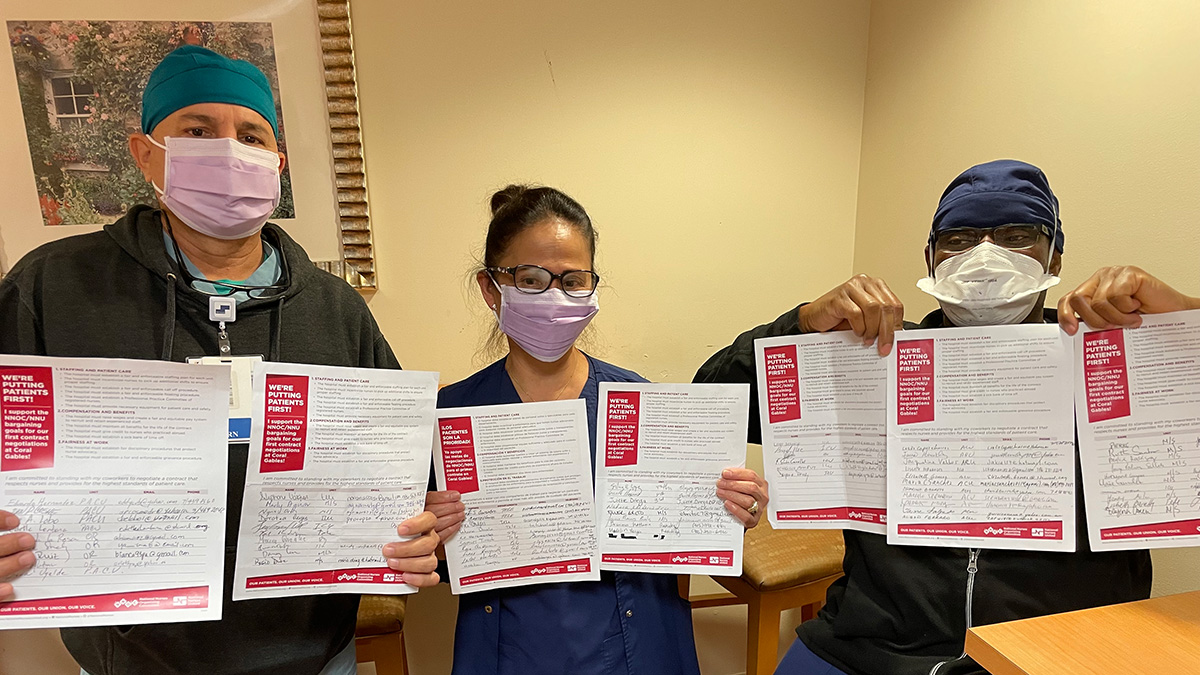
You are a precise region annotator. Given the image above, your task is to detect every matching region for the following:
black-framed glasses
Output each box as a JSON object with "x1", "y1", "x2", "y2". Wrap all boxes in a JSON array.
[
  {"x1": 932, "y1": 223, "x2": 1053, "y2": 253},
  {"x1": 486, "y1": 265, "x2": 600, "y2": 297},
  {"x1": 165, "y1": 221, "x2": 290, "y2": 299}
]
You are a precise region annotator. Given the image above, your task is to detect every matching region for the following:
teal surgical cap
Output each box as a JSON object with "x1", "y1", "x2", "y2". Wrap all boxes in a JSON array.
[{"x1": 141, "y1": 45, "x2": 279, "y2": 137}]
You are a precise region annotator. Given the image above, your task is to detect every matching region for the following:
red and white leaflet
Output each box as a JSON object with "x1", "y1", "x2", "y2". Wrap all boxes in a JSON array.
[
  {"x1": 1075, "y1": 309, "x2": 1200, "y2": 551},
  {"x1": 233, "y1": 363, "x2": 438, "y2": 600},
  {"x1": 595, "y1": 383, "x2": 748, "y2": 576},
  {"x1": 433, "y1": 399, "x2": 599, "y2": 594},
  {"x1": 754, "y1": 333, "x2": 888, "y2": 534},
  {"x1": 886, "y1": 324, "x2": 1076, "y2": 552},
  {"x1": 0, "y1": 355, "x2": 228, "y2": 630}
]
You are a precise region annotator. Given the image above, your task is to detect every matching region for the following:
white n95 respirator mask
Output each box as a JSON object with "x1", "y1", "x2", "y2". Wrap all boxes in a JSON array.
[{"x1": 917, "y1": 241, "x2": 1059, "y2": 327}]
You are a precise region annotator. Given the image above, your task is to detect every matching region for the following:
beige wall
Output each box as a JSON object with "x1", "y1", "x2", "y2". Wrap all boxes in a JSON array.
[
  {"x1": 853, "y1": 0, "x2": 1200, "y2": 598},
  {"x1": 353, "y1": 0, "x2": 871, "y2": 384}
]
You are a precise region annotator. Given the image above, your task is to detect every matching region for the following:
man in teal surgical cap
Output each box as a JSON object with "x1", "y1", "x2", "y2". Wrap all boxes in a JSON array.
[{"x1": 0, "y1": 45, "x2": 440, "y2": 675}]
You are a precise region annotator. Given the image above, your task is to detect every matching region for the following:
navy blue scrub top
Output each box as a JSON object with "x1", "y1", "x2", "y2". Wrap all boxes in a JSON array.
[{"x1": 438, "y1": 355, "x2": 702, "y2": 675}]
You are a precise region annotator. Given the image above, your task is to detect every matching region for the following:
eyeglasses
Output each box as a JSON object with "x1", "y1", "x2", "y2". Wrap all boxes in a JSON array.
[
  {"x1": 933, "y1": 224, "x2": 1053, "y2": 253},
  {"x1": 486, "y1": 265, "x2": 600, "y2": 297}
]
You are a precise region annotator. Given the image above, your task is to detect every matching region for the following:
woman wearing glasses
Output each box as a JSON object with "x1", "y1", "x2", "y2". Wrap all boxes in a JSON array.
[{"x1": 424, "y1": 185, "x2": 768, "y2": 675}]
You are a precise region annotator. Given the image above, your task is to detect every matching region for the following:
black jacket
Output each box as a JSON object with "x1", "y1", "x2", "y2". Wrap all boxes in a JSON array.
[
  {"x1": 0, "y1": 205, "x2": 401, "y2": 675},
  {"x1": 694, "y1": 305, "x2": 1152, "y2": 675}
]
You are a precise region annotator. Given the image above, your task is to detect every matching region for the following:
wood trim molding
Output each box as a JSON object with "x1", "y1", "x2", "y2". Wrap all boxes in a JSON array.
[{"x1": 314, "y1": 0, "x2": 376, "y2": 291}]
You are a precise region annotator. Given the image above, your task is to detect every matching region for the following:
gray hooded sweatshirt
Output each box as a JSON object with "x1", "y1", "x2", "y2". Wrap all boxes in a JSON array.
[{"x1": 0, "y1": 204, "x2": 401, "y2": 675}]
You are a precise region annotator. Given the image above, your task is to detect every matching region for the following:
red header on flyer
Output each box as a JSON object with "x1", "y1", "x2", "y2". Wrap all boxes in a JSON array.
[
  {"x1": 245, "y1": 567, "x2": 412, "y2": 589},
  {"x1": 1100, "y1": 518, "x2": 1200, "y2": 541},
  {"x1": 0, "y1": 586, "x2": 208, "y2": 616},
  {"x1": 763, "y1": 345, "x2": 801, "y2": 423},
  {"x1": 1083, "y1": 329, "x2": 1131, "y2": 423},
  {"x1": 896, "y1": 339, "x2": 935, "y2": 425},
  {"x1": 261, "y1": 374, "x2": 309, "y2": 472},
  {"x1": 776, "y1": 506, "x2": 887, "y2": 524},
  {"x1": 0, "y1": 366, "x2": 55, "y2": 472},
  {"x1": 601, "y1": 550, "x2": 735, "y2": 567},
  {"x1": 604, "y1": 391, "x2": 640, "y2": 467},
  {"x1": 459, "y1": 558, "x2": 593, "y2": 587},
  {"x1": 897, "y1": 520, "x2": 1063, "y2": 540},
  {"x1": 439, "y1": 416, "x2": 480, "y2": 494}
]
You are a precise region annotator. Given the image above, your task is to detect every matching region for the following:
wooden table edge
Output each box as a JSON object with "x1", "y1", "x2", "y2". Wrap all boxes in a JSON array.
[{"x1": 965, "y1": 627, "x2": 1029, "y2": 675}]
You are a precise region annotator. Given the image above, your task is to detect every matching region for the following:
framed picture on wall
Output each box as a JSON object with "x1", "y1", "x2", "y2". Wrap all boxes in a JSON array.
[{"x1": 0, "y1": 0, "x2": 377, "y2": 290}]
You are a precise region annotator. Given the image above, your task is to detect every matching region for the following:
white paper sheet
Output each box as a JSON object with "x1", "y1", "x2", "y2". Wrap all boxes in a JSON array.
[
  {"x1": 886, "y1": 324, "x2": 1076, "y2": 551},
  {"x1": 1075, "y1": 309, "x2": 1200, "y2": 551},
  {"x1": 754, "y1": 333, "x2": 888, "y2": 533},
  {"x1": 594, "y1": 383, "x2": 747, "y2": 576},
  {"x1": 187, "y1": 355, "x2": 261, "y2": 442},
  {"x1": 0, "y1": 355, "x2": 229, "y2": 629},
  {"x1": 434, "y1": 399, "x2": 599, "y2": 594},
  {"x1": 232, "y1": 363, "x2": 438, "y2": 600}
]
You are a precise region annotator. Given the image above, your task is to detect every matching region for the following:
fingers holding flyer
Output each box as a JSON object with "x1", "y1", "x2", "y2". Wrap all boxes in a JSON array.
[
  {"x1": 716, "y1": 467, "x2": 768, "y2": 529},
  {"x1": 424, "y1": 490, "x2": 465, "y2": 542},
  {"x1": 0, "y1": 513, "x2": 35, "y2": 570},
  {"x1": 382, "y1": 515, "x2": 441, "y2": 587},
  {"x1": 0, "y1": 517, "x2": 36, "y2": 600}
]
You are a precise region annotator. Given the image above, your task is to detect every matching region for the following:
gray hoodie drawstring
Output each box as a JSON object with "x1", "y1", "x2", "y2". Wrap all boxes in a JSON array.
[
  {"x1": 270, "y1": 295, "x2": 286, "y2": 361},
  {"x1": 161, "y1": 273, "x2": 178, "y2": 360}
]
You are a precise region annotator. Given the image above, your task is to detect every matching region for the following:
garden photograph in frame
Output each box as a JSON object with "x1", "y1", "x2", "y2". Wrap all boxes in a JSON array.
[
  {"x1": 0, "y1": 0, "x2": 376, "y2": 289},
  {"x1": 8, "y1": 20, "x2": 297, "y2": 227}
]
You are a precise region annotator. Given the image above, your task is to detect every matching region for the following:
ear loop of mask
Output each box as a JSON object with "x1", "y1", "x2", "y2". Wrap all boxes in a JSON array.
[
  {"x1": 925, "y1": 229, "x2": 936, "y2": 277},
  {"x1": 487, "y1": 272, "x2": 502, "y2": 313},
  {"x1": 145, "y1": 134, "x2": 168, "y2": 196}
]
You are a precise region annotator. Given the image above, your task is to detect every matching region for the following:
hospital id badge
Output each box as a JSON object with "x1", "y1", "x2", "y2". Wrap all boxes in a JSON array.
[{"x1": 187, "y1": 355, "x2": 263, "y2": 442}]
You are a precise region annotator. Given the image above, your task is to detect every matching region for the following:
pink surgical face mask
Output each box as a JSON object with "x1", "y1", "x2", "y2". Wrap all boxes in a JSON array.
[
  {"x1": 493, "y1": 283, "x2": 600, "y2": 362},
  {"x1": 148, "y1": 135, "x2": 282, "y2": 240}
]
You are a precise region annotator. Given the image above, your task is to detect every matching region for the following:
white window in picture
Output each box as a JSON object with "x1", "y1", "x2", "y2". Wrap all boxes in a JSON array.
[{"x1": 48, "y1": 75, "x2": 94, "y2": 129}]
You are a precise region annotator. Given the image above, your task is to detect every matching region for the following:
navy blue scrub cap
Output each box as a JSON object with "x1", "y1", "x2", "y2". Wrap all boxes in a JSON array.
[{"x1": 930, "y1": 159, "x2": 1064, "y2": 253}]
